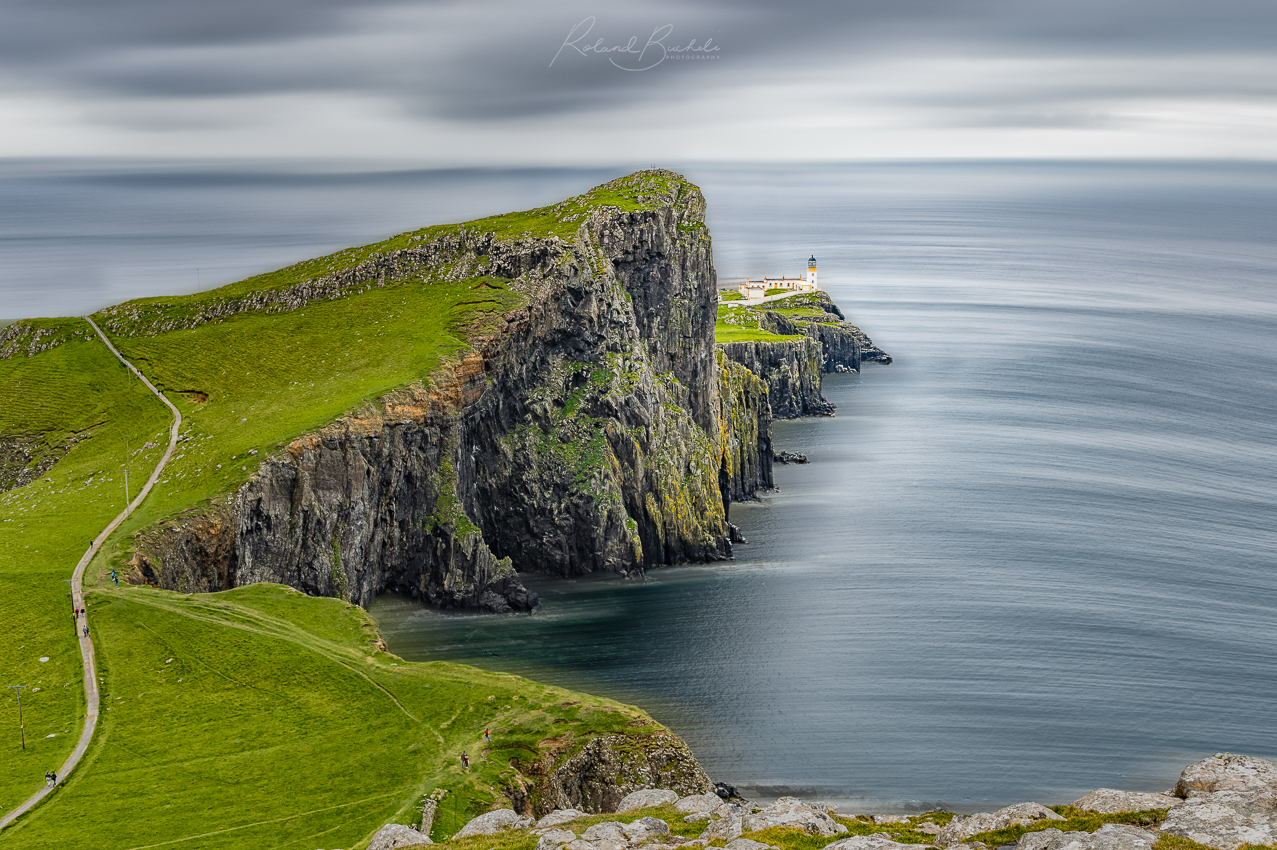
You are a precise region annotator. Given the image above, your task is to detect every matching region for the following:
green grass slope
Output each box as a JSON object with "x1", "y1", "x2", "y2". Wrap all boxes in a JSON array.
[
  {"x1": 714, "y1": 303, "x2": 803, "y2": 344},
  {"x1": 0, "y1": 584, "x2": 655, "y2": 850},
  {"x1": 0, "y1": 323, "x2": 171, "y2": 811},
  {"x1": 0, "y1": 171, "x2": 703, "y2": 847}
]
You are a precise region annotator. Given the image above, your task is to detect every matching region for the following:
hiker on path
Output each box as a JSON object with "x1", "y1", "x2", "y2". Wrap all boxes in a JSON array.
[
  {"x1": 50, "y1": 772, "x2": 57, "y2": 785},
  {"x1": 44, "y1": 772, "x2": 51, "y2": 786},
  {"x1": 82, "y1": 625, "x2": 89, "y2": 637},
  {"x1": 461, "y1": 752, "x2": 469, "y2": 769},
  {"x1": 484, "y1": 728, "x2": 490, "y2": 743}
]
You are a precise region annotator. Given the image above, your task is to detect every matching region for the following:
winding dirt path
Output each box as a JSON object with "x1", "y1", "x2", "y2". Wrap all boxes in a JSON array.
[{"x1": 0, "y1": 318, "x2": 182, "y2": 832}]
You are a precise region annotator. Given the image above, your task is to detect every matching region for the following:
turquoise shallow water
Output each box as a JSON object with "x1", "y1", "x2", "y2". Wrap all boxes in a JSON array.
[{"x1": 4, "y1": 161, "x2": 1275, "y2": 811}]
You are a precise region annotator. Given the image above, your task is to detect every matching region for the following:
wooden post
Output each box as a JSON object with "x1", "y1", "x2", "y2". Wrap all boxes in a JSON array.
[{"x1": 7, "y1": 685, "x2": 27, "y2": 750}]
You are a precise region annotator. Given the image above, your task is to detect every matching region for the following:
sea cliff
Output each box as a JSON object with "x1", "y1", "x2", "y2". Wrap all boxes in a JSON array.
[
  {"x1": 120, "y1": 171, "x2": 782, "y2": 611},
  {"x1": 68, "y1": 170, "x2": 888, "y2": 614}
]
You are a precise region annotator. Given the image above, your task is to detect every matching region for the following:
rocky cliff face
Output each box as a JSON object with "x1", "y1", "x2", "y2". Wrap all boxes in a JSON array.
[
  {"x1": 131, "y1": 172, "x2": 766, "y2": 611},
  {"x1": 716, "y1": 338, "x2": 832, "y2": 419},
  {"x1": 716, "y1": 291, "x2": 890, "y2": 421},
  {"x1": 715, "y1": 351, "x2": 774, "y2": 505},
  {"x1": 509, "y1": 731, "x2": 713, "y2": 816}
]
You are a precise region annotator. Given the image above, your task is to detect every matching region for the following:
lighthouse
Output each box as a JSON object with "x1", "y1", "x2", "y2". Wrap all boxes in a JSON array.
[{"x1": 806, "y1": 256, "x2": 817, "y2": 289}]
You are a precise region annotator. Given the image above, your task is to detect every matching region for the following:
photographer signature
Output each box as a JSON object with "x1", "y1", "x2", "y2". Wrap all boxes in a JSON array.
[{"x1": 551, "y1": 16, "x2": 720, "y2": 71}]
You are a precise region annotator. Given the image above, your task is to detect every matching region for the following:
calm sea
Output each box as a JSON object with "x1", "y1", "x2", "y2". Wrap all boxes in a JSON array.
[{"x1": 5, "y1": 160, "x2": 1276, "y2": 811}]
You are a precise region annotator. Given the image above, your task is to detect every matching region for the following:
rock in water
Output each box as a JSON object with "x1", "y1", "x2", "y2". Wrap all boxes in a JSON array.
[
  {"x1": 617, "y1": 789, "x2": 679, "y2": 812},
  {"x1": 774, "y1": 451, "x2": 809, "y2": 464},
  {"x1": 368, "y1": 823, "x2": 433, "y2": 849},
  {"x1": 740, "y1": 797, "x2": 847, "y2": 837},
  {"x1": 935, "y1": 802, "x2": 1064, "y2": 846},
  {"x1": 453, "y1": 809, "x2": 535, "y2": 838},
  {"x1": 1071, "y1": 788, "x2": 1182, "y2": 813}
]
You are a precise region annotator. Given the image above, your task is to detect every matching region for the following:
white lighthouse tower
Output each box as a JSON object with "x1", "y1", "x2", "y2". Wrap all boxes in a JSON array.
[{"x1": 806, "y1": 255, "x2": 818, "y2": 290}]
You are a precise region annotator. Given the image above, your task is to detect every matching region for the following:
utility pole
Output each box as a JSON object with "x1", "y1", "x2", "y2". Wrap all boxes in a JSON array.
[{"x1": 7, "y1": 685, "x2": 27, "y2": 750}]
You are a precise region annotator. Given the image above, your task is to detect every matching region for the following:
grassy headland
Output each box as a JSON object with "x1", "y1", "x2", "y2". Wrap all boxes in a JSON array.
[{"x1": 0, "y1": 170, "x2": 704, "y2": 848}]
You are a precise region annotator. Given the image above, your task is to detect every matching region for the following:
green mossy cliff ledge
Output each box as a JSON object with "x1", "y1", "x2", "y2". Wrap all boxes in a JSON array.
[{"x1": 101, "y1": 171, "x2": 778, "y2": 612}]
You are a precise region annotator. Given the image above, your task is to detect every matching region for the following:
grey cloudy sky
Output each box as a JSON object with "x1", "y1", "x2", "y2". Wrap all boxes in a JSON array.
[{"x1": 2, "y1": 0, "x2": 1274, "y2": 161}]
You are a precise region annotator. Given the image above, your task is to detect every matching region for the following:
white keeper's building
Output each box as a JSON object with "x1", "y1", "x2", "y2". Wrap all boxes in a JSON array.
[{"x1": 737, "y1": 256, "x2": 819, "y2": 300}]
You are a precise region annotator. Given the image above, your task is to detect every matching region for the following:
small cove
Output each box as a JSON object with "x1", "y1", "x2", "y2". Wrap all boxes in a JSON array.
[{"x1": 371, "y1": 162, "x2": 1277, "y2": 811}]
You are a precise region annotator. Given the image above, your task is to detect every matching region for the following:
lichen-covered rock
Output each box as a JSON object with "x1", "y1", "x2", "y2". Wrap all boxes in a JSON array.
[
  {"x1": 368, "y1": 823, "x2": 433, "y2": 849},
  {"x1": 822, "y1": 835, "x2": 919, "y2": 850},
  {"x1": 935, "y1": 803, "x2": 1063, "y2": 846},
  {"x1": 870, "y1": 815, "x2": 909, "y2": 824},
  {"x1": 723, "y1": 839, "x2": 778, "y2": 850},
  {"x1": 1017, "y1": 824, "x2": 1156, "y2": 850},
  {"x1": 453, "y1": 808, "x2": 535, "y2": 838},
  {"x1": 617, "y1": 790, "x2": 679, "y2": 812},
  {"x1": 538, "y1": 809, "x2": 590, "y2": 829},
  {"x1": 624, "y1": 816, "x2": 672, "y2": 842},
  {"x1": 583, "y1": 822, "x2": 629, "y2": 842},
  {"x1": 741, "y1": 797, "x2": 847, "y2": 837},
  {"x1": 1158, "y1": 789, "x2": 1277, "y2": 849},
  {"x1": 537, "y1": 828, "x2": 580, "y2": 850},
  {"x1": 1070, "y1": 788, "x2": 1181, "y2": 814},
  {"x1": 1175, "y1": 755, "x2": 1277, "y2": 798},
  {"x1": 699, "y1": 805, "x2": 744, "y2": 842},
  {"x1": 677, "y1": 793, "x2": 728, "y2": 814}
]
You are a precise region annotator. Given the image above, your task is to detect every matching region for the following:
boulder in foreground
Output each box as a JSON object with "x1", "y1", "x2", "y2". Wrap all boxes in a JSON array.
[
  {"x1": 453, "y1": 808, "x2": 535, "y2": 838},
  {"x1": 1071, "y1": 788, "x2": 1182, "y2": 813},
  {"x1": 936, "y1": 802, "x2": 1063, "y2": 846},
  {"x1": 369, "y1": 823, "x2": 432, "y2": 850}
]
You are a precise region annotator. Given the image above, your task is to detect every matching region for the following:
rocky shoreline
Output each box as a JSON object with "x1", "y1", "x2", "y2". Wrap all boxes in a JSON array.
[{"x1": 362, "y1": 753, "x2": 1277, "y2": 850}]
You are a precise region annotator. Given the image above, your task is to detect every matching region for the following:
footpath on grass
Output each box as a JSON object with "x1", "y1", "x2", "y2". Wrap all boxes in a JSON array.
[{"x1": 0, "y1": 318, "x2": 182, "y2": 832}]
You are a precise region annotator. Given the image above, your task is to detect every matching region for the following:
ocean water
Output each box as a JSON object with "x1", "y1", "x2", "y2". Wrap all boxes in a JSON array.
[{"x1": 5, "y1": 160, "x2": 1276, "y2": 811}]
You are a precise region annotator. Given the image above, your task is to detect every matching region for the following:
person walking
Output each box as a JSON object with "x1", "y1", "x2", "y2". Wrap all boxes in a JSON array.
[
  {"x1": 50, "y1": 772, "x2": 57, "y2": 786},
  {"x1": 483, "y1": 728, "x2": 490, "y2": 743},
  {"x1": 461, "y1": 752, "x2": 469, "y2": 769}
]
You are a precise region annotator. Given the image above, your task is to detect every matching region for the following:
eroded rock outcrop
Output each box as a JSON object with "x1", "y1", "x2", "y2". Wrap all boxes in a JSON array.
[
  {"x1": 516, "y1": 731, "x2": 714, "y2": 817},
  {"x1": 715, "y1": 290, "x2": 889, "y2": 422},
  {"x1": 127, "y1": 172, "x2": 774, "y2": 611},
  {"x1": 717, "y1": 338, "x2": 831, "y2": 419},
  {"x1": 936, "y1": 802, "x2": 1064, "y2": 846},
  {"x1": 1159, "y1": 754, "x2": 1277, "y2": 850}
]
